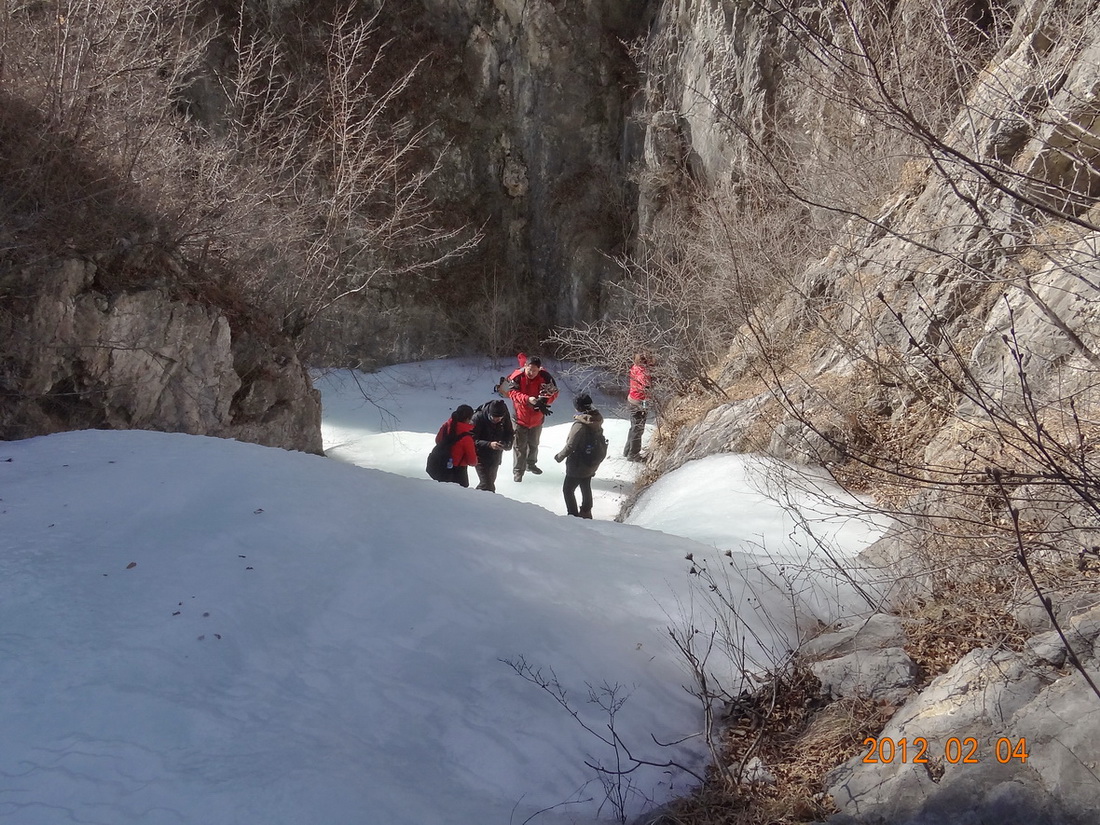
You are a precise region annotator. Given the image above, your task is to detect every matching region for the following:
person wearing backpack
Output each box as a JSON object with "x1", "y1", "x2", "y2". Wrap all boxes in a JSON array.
[
  {"x1": 428, "y1": 404, "x2": 477, "y2": 487},
  {"x1": 470, "y1": 399, "x2": 514, "y2": 492},
  {"x1": 553, "y1": 393, "x2": 606, "y2": 518}
]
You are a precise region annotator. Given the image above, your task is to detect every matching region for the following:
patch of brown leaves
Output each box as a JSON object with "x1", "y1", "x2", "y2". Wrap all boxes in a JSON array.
[
  {"x1": 656, "y1": 666, "x2": 895, "y2": 825},
  {"x1": 902, "y1": 600, "x2": 1029, "y2": 685}
]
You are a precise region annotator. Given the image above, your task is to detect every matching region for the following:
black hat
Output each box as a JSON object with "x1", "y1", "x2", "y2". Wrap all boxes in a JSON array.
[
  {"x1": 574, "y1": 393, "x2": 593, "y2": 412},
  {"x1": 488, "y1": 399, "x2": 508, "y2": 417},
  {"x1": 527, "y1": 356, "x2": 541, "y2": 366}
]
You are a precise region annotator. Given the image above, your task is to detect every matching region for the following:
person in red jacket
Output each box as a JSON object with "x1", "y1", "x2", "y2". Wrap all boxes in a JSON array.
[
  {"x1": 435, "y1": 404, "x2": 477, "y2": 487},
  {"x1": 506, "y1": 354, "x2": 558, "y2": 482},
  {"x1": 624, "y1": 351, "x2": 652, "y2": 462}
]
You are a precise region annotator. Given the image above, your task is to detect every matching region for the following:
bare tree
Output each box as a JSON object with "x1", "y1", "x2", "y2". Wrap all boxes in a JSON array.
[
  {"x1": 551, "y1": 0, "x2": 1100, "y2": 710},
  {"x1": 0, "y1": 0, "x2": 475, "y2": 341},
  {"x1": 715, "y1": 0, "x2": 1100, "y2": 679}
]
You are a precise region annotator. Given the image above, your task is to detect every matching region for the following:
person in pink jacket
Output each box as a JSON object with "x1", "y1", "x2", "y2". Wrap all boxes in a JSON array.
[
  {"x1": 624, "y1": 352, "x2": 652, "y2": 462},
  {"x1": 434, "y1": 404, "x2": 477, "y2": 487},
  {"x1": 506, "y1": 353, "x2": 558, "y2": 482}
]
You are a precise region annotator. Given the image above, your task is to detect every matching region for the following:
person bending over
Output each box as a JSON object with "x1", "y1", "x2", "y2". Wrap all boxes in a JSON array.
[
  {"x1": 434, "y1": 404, "x2": 477, "y2": 487},
  {"x1": 470, "y1": 399, "x2": 513, "y2": 492}
]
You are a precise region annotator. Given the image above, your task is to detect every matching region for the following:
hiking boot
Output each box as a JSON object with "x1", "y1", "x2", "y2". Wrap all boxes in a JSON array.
[
  {"x1": 513, "y1": 470, "x2": 523, "y2": 482},
  {"x1": 579, "y1": 507, "x2": 593, "y2": 519},
  {"x1": 527, "y1": 463, "x2": 543, "y2": 475}
]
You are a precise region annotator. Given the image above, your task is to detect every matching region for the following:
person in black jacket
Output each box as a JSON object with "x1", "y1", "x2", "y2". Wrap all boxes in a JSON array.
[
  {"x1": 470, "y1": 399, "x2": 514, "y2": 492},
  {"x1": 553, "y1": 393, "x2": 605, "y2": 518}
]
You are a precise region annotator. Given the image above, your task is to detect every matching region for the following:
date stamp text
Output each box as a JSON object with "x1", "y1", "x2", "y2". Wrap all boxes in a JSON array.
[{"x1": 862, "y1": 736, "x2": 1029, "y2": 765}]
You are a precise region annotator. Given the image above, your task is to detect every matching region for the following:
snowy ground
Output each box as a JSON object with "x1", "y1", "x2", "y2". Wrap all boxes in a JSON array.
[{"x1": 0, "y1": 357, "x2": 889, "y2": 825}]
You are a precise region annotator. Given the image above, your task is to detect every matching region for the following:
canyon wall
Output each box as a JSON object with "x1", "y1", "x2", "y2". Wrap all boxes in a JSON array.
[{"x1": 1, "y1": 258, "x2": 322, "y2": 453}]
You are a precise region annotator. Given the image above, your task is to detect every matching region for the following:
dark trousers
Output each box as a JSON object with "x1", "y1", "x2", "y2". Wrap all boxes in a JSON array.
[
  {"x1": 443, "y1": 466, "x2": 470, "y2": 487},
  {"x1": 625, "y1": 399, "x2": 647, "y2": 458},
  {"x1": 514, "y1": 424, "x2": 543, "y2": 473},
  {"x1": 563, "y1": 476, "x2": 593, "y2": 516},
  {"x1": 475, "y1": 463, "x2": 499, "y2": 492}
]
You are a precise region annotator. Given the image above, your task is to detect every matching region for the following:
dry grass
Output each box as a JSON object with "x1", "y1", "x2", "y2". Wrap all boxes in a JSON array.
[
  {"x1": 650, "y1": 665, "x2": 895, "y2": 825},
  {"x1": 901, "y1": 598, "x2": 1030, "y2": 684},
  {"x1": 1, "y1": 0, "x2": 471, "y2": 348},
  {"x1": 650, "y1": 561, "x2": 1083, "y2": 825},
  {"x1": 645, "y1": 516, "x2": 1100, "y2": 825}
]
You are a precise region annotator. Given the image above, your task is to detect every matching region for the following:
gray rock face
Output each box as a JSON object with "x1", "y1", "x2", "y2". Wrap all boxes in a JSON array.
[
  {"x1": 803, "y1": 613, "x2": 909, "y2": 660},
  {"x1": 811, "y1": 647, "x2": 918, "y2": 705},
  {"x1": 825, "y1": 619, "x2": 1100, "y2": 825},
  {"x1": 804, "y1": 614, "x2": 918, "y2": 704},
  {"x1": 634, "y1": 0, "x2": 1100, "y2": 485},
  {"x1": 170, "y1": 0, "x2": 656, "y2": 369},
  {"x1": 612, "y1": 2, "x2": 1100, "y2": 823},
  {"x1": 799, "y1": 610, "x2": 1100, "y2": 825},
  {"x1": 641, "y1": 0, "x2": 789, "y2": 182},
  {"x1": 1, "y1": 259, "x2": 322, "y2": 453},
  {"x1": 395, "y1": 0, "x2": 651, "y2": 330}
]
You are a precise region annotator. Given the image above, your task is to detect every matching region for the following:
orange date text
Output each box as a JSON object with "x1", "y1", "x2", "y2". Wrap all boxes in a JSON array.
[{"x1": 861, "y1": 736, "x2": 1029, "y2": 764}]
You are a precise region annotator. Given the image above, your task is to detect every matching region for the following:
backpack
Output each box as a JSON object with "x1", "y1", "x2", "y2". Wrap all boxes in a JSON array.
[
  {"x1": 426, "y1": 424, "x2": 471, "y2": 481},
  {"x1": 578, "y1": 425, "x2": 608, "y2": 468}
]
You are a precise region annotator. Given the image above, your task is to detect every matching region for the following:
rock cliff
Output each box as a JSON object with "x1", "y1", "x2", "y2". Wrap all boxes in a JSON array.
[
  {"x1": 1, "y1": 258, "x2": 321, "y2": 453},
  {"x1": 822, "y1": 603, "x2": 1100, "y2": 825},
  {"x1": 403, "y1": 0, "x2": 654, "y2": 327},
  {"x1": 622, "y1": 0, "x2": 1100, "y2": 821},
  {"x1": 639, "y1": 0, "x2": 1100, "y2": 494}
]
